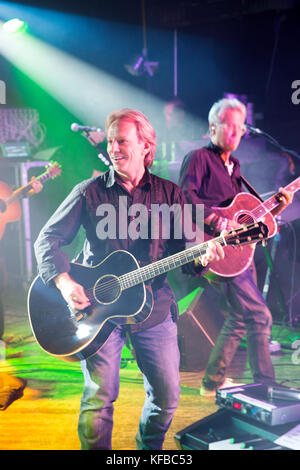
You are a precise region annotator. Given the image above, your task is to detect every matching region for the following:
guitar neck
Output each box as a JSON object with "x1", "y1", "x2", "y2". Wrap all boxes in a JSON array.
[
  {"x1": 5, "y1": 170, "x2": 51, "y2": 206},
  {"x1": 252, "y1": 176, "x2": 300, "y2": 221},
  {"x1": 119, "y1": 234, "x2": 226, "y2": 290}
]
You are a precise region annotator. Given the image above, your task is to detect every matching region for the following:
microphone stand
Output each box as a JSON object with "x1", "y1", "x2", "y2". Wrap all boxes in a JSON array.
[
  {"x1": 250, "y1": 127, "x2": 299, "y2": 329},
  {"x1": 249, "y1": 127, "x2": 300, "y2": 175},
  {"x1": 82, "y1": 130, "x2": 112, "y2": 170}
]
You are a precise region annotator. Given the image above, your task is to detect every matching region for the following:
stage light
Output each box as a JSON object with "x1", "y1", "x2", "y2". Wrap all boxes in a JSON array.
[
  {"x1": 125, "y1": 50, "x2": 159, "y2": 78},
  {"x1": 125, "y1": 0, "x2": 159, "y2": 78},
  {"x1": 0, "y1": 21, "x2": 163, "y2": 128},
  {"x1": 2, "y1": 18, "x2": 27, "y2": 34},
  {"x1": 125, "y1": 54, "x2": 145, "y2": 77},
  {"x1": 0, "y1": 10, "x2": 204, "y2": 154},
  {"x1": 144, "y1": 58, "x2": 159, "y2": 77}
]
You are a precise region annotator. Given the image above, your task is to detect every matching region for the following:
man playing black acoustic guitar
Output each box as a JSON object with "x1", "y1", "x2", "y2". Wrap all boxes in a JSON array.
[{"x1": 34, "y1": 109, "x2": 224, "y2": 450}]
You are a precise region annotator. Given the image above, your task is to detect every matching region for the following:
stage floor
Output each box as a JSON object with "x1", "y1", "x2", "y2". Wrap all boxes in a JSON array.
[{"x1": 1, "y1": 289, "x2": 300, "y2": 451}]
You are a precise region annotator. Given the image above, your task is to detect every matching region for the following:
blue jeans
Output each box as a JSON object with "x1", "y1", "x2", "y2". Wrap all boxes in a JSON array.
[
  {"x1": 203, "y1": 264, "x2": 275, "y2": 389},
  {"x1": 78, "y1": 313, "x2": 180, "y2": 450}
]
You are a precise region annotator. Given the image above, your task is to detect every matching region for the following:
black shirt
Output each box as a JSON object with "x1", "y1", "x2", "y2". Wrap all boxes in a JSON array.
[
  {"x1": 34, "y1": 167, "x2": 204, "y2": 332},
  {"x1": 178, "y1": 142, "x2": 243, "y2": 221}
]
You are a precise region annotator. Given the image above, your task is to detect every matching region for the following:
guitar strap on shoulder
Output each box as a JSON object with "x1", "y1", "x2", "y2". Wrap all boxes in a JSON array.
[{"x1": 240, "y1": 175, "x2": 264, "y2": 202}]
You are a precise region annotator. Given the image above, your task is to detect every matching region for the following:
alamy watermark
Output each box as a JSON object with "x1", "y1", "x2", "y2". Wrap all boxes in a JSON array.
[
  {"x1": 291, "y1": 80, "x2": 300, "y2": 105},
  {"x1": 291, "y1": 340, "x2": 300, "y2": 364},
  {"x1": 95, "y1": 197, "x2": 204, "y2": 244},
  {"x1": 0, "y1": 80, "x2": 6, "y2": 104}
]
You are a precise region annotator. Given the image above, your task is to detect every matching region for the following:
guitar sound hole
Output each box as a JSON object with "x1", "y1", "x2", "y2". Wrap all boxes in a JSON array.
[
  {"x1": 236, "y1": 213, "x2": 255, "y2": 225},
  {"x1": 94, "y1": 275, "x2": 121, "y2": 304}
]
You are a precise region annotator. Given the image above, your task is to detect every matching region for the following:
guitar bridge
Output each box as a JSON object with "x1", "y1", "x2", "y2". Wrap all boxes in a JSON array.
[
  {"x1": 68, "y1": 304, "x2": 86, "y2": 322},
  {"x1": 74, "y1": 311, "x2": 84, "y2": 321}
]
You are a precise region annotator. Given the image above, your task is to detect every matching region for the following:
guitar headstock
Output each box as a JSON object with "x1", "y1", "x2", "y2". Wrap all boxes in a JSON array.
[
  {"x1": 45, "y1": 161, "x2": 62, "y2": 179},
  {"x1": 225, "y1": 222, "x2": 269, "y2": 246}
]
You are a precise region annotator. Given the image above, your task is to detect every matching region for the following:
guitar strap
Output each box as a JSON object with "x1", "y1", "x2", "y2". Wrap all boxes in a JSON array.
[{"x1": 240, "y1": 175, "x2": 264, "y2": 202}]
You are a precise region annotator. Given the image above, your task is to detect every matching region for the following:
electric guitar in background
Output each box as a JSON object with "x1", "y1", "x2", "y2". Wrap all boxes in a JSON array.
[
  {"x1": 0, "y1": 161, "x2": 61, "y2": 240},
  {"x1": 205, "y1": 176, "x2": 300, "y2": 277},
  {"x1": 28, "y1": 222, "x2": 269, "y2": 362}
]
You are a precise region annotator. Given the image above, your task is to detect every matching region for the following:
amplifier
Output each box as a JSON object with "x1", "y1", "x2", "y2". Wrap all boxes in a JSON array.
[{"x1": 216, "y1": 383, "x2": 300, "y2": 426}]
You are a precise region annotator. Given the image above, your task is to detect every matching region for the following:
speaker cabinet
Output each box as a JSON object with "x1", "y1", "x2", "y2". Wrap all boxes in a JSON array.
[{"x1": 177, "y1": 284, "x2": 224, "y2": 372}]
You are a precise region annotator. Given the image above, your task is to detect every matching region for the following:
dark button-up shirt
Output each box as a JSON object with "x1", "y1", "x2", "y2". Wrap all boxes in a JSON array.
[
  {"x1": 178, "y1": 142, "x2": 243, "y2": 221},
  {"x1": 34, "y1": 167, "x2": 204, "y2": 332}
]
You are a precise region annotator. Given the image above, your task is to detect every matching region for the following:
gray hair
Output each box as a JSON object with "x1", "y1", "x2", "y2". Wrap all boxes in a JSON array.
[{"x1": 208, "y1": 98, "x2": 247, "y2": 125}]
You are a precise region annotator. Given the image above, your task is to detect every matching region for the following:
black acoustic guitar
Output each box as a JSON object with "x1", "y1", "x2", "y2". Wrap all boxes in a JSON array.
[{"x1": 27, "y1": 222, "x2": 268, "y2": 362}]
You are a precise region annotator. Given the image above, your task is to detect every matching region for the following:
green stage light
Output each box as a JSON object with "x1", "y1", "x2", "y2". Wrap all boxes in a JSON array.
[
  {"x1": 0, "y1": 23, "x2": 165, "y2": 128},
  {"x1": 2, "y1": 18, "x2": 27, "y2": 34},
  {"x1": 0, "y1": 16, "x2": 205, "y2": 157}
]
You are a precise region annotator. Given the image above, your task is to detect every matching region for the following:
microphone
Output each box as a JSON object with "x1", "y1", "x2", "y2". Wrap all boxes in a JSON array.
[
  {"x1": 71, "y1": 123, "x2": 102, "y2": 133},
  {"x1": 246, "y1": 124, "x2": 263, "y2": 135}
]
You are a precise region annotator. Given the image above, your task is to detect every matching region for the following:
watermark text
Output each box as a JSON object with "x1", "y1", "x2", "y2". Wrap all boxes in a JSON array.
[
  {"x1": 95, "y1": 197, "x2": 204, "y2": 243},
  {"x1": 0, "y1": 80, "x2": 6, "y2": 104},
  {"x1": 291, "y1": 80, "x2": 300, "y2": 105}
]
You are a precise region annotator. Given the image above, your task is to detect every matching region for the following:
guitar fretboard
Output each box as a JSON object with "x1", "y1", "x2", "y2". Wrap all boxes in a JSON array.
[
  {"x1": 251, "y1": 177, "x2": 300, "y2": 221},
  {"x1": 119, "y1": 235, "x2": 226, "y2": 290},
  {"x1": 5, "y1": 169, "x2": 55, "y2": 206}
]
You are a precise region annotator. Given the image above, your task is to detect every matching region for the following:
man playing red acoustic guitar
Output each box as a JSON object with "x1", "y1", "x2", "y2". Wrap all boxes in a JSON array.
[{"x1": 179, "y1": 97, "x2": 293, "y2": 397}]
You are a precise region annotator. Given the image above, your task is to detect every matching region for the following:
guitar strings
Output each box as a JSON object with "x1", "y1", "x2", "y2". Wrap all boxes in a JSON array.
[
  {"x1": 83, "y1": 191, "x2": 298, "y2": 298},
  {"x1": 83, "y1": 192, "x2": 298, "y2": 298},
  {"x1": 237, "y1": 200, "x2": 278, "y2": 226},
  {"x1": 82, "y1": 241, "x2": 214, "y2": 298},
  {"x1": 82, "y1": 227, "x2": 259, "y2": 299},
  {"x1": 79, "y1": 196, "x2": 296, "y2": 299},
  {"x1": 228, "y1": 199, "x2": 274, "y2": 226},
  {"x1": 83, "y1": 234, "x2": 234, "y2": 297}
]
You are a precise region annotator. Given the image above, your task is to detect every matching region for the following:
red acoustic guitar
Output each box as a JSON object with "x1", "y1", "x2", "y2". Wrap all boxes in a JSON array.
[
  {"x1": 206, "y1": 176, "x2": 300, "y2": 277},
  {"x1": 0, "y1": 162, "x2": 61, "y2": 240}
]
